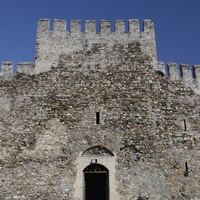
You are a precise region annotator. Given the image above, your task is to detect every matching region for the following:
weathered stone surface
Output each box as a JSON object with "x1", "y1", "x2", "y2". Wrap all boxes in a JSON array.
[{"x1": 0, "y1": 19, "x2": 200, "y2": 200}]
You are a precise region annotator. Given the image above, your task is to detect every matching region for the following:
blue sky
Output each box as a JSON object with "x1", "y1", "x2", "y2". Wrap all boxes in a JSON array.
[{"x1": 0, "y1": 0, "x2": 200, "y2": 69}]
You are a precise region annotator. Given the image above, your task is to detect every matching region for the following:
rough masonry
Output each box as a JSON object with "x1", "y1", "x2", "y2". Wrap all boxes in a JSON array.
[{"x1": 0, "y1": 19, "x2": 200, "y2": 200}]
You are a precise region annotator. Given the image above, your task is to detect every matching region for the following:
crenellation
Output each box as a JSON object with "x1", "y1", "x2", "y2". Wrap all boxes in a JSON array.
[
  {"x1": 36, "y1": 18, "x2": 155, "y2": 35},
  {"x1": 156, "y1": 62, "x2": 200, "y2": 94},
  {"x1": 2, "y1": 18, "x2": 200, "y2": 93},
  {"x1": 114, "y1": 20, "x2": 125, "y2": 33},
  {"x1": 128, "y1": 19, "x2": 140, "y2": 33},
  {"x1": 178, "y1": 63, "x2": 200, "y2": 94},
  {"x1": 156, "y1": 62, "x2": 165, "y2": 74},
  {"x1": 180, "y1": 64, "x2": 191, "y2": 77},
  {"x1": 159, "y1": 62, "x2": 200, "y2": 81},
  {"x1": 85, "y1": 20, "x2": 96, "y2": 33},
  {"x1": 17, "y1": 62, "x2": 35, "y2": 75},
  {"x1": 37, "y1": 18, "x2": 50, "y2": 33},
  {"x1": 167, "y1": 62, "x2": 179, "y2": 80},
  {"x1": 100, "y1": 20, "x2": 111, "y2": 33},
  {"x1": 180, "y1": 64, "x2": 194, "y2": 88},
  {"x1": 54, "y1": 19, "x2": 66, "y2": 32},
  {"x1": 0, "y1": 62, "x2": 14, "y2": 79},
  {"x1": 143, "y1": 19, "x2": 154, "y2": 33},
  {"x1": 70, "y1": 20, "x2": 81, "y2": 32}
]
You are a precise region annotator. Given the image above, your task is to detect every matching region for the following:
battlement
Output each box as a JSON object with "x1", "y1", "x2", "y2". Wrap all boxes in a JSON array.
[
  {"x1": 35, "y1": 18, "x2": 157, "y2": 73},
  {"x1": 37, "y1": 18, "x2": 154, "y2": 33},
  {"x1": 1, "y1": 18, "x2": 200, "y2": 95},
  {"x1": 1, "y1": 18, "x2": 156, "y2": 78},
  {"x1": 156, "y1": 62, "x2": 200, "y2": 94},
  {"x1": 0, "y1": 62, "x2": 35, "y2": 79},
  {"x1": 0, "y1": 62, "x2": 14, "y2": 80}
]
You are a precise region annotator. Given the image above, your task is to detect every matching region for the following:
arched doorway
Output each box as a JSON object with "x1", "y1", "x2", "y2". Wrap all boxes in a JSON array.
[
  {"x1": 83, "y1": 159, "x2": 109, "y2": 200},
  {"x1": 73, "y1": 145, "x2": 120, "y2": 199}
]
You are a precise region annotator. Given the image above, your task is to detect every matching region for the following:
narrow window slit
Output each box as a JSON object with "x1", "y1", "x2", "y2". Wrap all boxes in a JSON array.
[
  {"x1": 184, "y1": 162, "x2": 189, "y2": 177},
  {"x1": 184, "y1": 119, "x2": 187, "y2": 131},
  {"x1": 185, "y1": 162, "x2": 188, "y2": 172},
  {"x1": 96, "y1": 112, "x2": 100, "y2": 124}
]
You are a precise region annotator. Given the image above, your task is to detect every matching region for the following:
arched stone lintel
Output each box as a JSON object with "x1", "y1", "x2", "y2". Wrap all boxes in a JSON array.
[{"x1": 80, "y1": 144, "x2": 116, "y2": 157}]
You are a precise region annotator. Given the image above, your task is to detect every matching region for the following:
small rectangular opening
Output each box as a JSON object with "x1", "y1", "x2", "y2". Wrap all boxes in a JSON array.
[
  {"x1": 184, "y1": 119, "x2": 187, "y2": 131},
  {"x1": 185, "y1": 162, "x2": 188, "y2": 172},
  {"x1": 184, "y1": 162, "x2": 189, "y2": 177},
  {"x1": 96, "y1": 112, "x2": 100, "y2": 124}
]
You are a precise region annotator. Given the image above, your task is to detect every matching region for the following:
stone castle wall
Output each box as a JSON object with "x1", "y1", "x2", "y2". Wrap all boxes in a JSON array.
[{"x1": 0, "y1": 19, "x2": 200, "y2": 200}]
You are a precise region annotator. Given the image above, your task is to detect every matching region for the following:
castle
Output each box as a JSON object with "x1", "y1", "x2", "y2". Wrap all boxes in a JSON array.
[{"x1": 0, "y1": 19, "x2": 200, "y2": 200}]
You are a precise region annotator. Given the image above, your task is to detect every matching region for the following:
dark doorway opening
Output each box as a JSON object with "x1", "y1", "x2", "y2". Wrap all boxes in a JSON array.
[{"x1": 83, "y1": 163, "x2": 109, "y2": 200}]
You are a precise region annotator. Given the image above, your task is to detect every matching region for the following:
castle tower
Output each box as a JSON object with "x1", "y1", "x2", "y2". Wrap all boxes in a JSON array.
[{"x1": 34, "y1": 19, "x2": 157, "y2": 73}]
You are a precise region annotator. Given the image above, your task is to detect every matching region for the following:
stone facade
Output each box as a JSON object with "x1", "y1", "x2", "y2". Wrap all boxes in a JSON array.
[{"x1": 0, "y1": 19, "x2": 200, "y2": 200}]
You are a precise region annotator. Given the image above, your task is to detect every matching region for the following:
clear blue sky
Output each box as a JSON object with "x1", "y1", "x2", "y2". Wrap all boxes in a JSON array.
[{"x1": 0, "y1": 0, "x2": 200, "y2": 69}]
